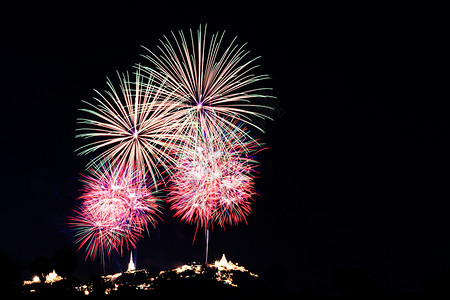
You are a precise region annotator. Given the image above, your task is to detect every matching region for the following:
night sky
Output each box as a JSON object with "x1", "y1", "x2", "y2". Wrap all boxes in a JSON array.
[{"x1": 1, "y1": 2, "x2": 449, "y2": 294}]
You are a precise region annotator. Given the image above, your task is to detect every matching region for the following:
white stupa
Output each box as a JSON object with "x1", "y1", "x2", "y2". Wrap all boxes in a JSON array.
[{"x1": 127, "y1": 252, "x2": 135, "y2": 272}]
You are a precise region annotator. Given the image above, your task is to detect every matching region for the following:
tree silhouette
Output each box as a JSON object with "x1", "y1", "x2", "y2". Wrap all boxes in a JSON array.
[
  {"x1": 29, "y1": 256, "x2": 51, "y2": 283},
  {"x1": 0, "y1": 252, "x2": 21, "y2": 295},
  {"x1": 51, "y1": 248, "x2": 77, "y2": 277},
  {"x1": 267, "y1": 264, "x2": 288, "y2": 291},
  {"x1": 331, "y1": 267, "x2": 374, "y2": 296},
  {"x1": 331, "y1": 267, "x2": 350, "y2": 295}
]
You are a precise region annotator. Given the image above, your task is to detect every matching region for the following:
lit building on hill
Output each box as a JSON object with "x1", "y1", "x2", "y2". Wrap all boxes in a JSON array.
[
  {"x1": 156, "y1": 254, "x2": 258, "y2": 288},
  {"x1": 23, "y1": 275, "x2": 41, "y2": 286},
  {"x1": 212, "y1": 254, "x2": 247, "y2": 272},
  {"x1": 45, "y1": 270, "x2": 63, "y2": 284},
  {"x1": 23, "y1": 270, "x2": 63, "y2": 286},
  {"x1": 24, "y1": 252, "x2": 259, "y2": 296}
]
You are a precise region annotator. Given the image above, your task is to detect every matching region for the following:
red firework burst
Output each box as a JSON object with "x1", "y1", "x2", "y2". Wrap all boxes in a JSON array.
[
  {"x1": 167, "y1": 124, "x2": 262, "y2": 231},
  {"x1": 67, "y1": 163, "x2": 162, "y2": 261}
]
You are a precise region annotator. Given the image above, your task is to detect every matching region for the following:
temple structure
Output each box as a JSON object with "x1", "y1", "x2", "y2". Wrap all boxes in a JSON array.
[{"x1": 127, "y1": 252, "x2": 135, "y2": 272}]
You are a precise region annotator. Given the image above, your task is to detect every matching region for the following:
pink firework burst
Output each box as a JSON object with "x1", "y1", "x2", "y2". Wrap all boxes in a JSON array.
[
  {"x1": 167, "y1": 124, "x2": 262, "y2": 231},
  {"x1": 68, "y1": 163, "x2": 162, "y2": 261}
]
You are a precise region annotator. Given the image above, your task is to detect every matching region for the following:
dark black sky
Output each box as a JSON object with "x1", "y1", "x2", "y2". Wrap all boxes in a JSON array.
[{"x1": 1, "y1": 2, "x2": 449, "y2": 294}]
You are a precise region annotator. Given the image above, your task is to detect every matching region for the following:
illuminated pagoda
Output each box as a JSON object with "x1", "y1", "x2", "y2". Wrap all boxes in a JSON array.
[{"x1": 127, "y1": 252, "x2": 136, "y2": 272}]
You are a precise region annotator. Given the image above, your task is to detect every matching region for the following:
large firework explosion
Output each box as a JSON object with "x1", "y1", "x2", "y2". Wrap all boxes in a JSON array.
[
  {"x1": 70, "y1": 24, "x2": 274, "y2": 264},
  {"x1": 140, "y1": 24, "x2": 275, "y2": 139},
  {"x1": 75, "y1": 66, "x2": 181, "y2": 186},
  {"x1": 68, "y1": 163, "x2": 162, "y2": 261}
]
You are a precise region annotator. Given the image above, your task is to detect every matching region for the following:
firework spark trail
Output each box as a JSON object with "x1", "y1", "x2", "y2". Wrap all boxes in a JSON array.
[
  {"x1": 75, "y1": 66, "x2": 183, "y2": 186},
  {"x1": 67, "y1": 163, "x2": 162, "y2": 261},
  {"x1": 140, "y1": 24, "x2": 275, "y2": 140}
]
